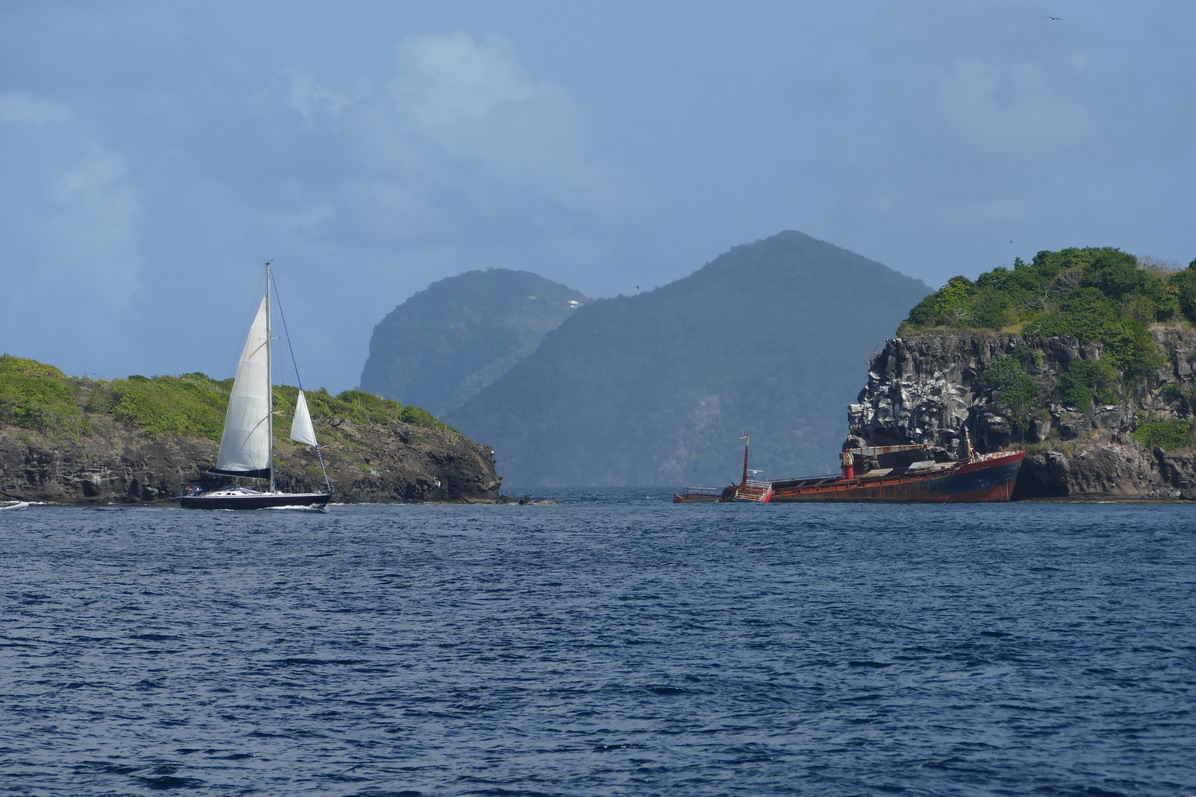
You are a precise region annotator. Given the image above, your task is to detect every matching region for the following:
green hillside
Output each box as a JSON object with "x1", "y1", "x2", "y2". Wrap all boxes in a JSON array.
[
  {"x1": 903, "y1": 247, "x2": 1196, "y2": 381},
  {"x1": 444, "y1": 231, "x2": 930, "y2": 487},
  {"x1": 0, "y1": 354, "x2": 448, "y2": 444},
  {"x1": 900, "y1": 246, "x2": 1196, "y2": 450},
  {"x1": 0, "y1": 354, "x2": 499, "y2": 505},
  {"x1": 360, "y1": 269, "x2": 588, "y2": 417}
]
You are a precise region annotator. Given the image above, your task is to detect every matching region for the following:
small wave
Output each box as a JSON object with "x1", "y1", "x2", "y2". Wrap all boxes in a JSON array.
[
  {"x1": 593, "y1": 742, "x2": 649, "y2": 752},
  {"x1": 134, "y1": 773, "x2": 206, "y2": 790},
  {"x1": 267, "y1": 657, "x2": 368, "y2": 667},
  {"x1": 643, "y1": 684, "x2": 694, "y2": 696}
]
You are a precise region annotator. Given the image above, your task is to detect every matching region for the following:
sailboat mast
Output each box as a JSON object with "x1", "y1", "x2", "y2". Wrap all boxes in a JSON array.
[{"x1": 265, "y1": 259, "x2": 275, "y2": 493}]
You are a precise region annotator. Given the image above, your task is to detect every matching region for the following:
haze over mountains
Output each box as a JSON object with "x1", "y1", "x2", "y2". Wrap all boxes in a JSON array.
[
  {"x1": 361, "y1": 270, "x2": 587, "y2": 418},
  {"x1": 362, "y1": 231, "x2": 930, "y2": 487}
]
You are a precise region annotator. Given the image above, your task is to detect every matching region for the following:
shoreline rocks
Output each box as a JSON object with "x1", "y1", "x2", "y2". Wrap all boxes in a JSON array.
[
  {"x1": 848, "y1": 329, "x2": 1196, "y2": 499},
  {"x1": 0, "y1": 413, "x2": 501, "y2": 505}
]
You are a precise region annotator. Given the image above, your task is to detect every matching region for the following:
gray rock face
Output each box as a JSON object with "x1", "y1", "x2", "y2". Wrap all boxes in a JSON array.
[
  {"x1": 847, "y1": 330, "x2": 1196, "y2": 499},
  {"x1": 0, "y1": 413, "x2": 501, "y2": 505}
]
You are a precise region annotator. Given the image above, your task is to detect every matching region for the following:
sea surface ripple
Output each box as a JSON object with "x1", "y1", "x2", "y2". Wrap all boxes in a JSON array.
[{"x1": 2, "y1": 494, "x2": 1194, "y2": 795}]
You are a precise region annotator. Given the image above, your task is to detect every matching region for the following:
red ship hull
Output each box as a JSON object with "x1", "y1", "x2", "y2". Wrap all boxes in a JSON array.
[{"x1": 769, "y1": 450, "x2": 1025, "y2": 503}]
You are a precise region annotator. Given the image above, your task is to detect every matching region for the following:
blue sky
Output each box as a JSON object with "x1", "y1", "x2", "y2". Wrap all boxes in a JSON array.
[{"x1": 3, "y1": 0, "x2": 1194, "y2": 392}]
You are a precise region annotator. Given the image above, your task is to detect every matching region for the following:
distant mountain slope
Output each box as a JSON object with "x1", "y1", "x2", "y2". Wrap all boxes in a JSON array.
[
  {"x1": 360, "y1": 269, "x2": 588, "y2": 416},
  {"x1": 444, "y1": 231, "x2": 931, "y2": 487}
]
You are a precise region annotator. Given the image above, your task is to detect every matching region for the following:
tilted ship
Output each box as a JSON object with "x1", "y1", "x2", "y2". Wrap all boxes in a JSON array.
[{"x1": 675, "y1": 431, "x2": 1024, "y2": 504}]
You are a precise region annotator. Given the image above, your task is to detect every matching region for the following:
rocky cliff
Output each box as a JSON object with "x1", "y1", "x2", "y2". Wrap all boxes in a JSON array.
[
  {"x1": 848, "y1": 329, "x2": 1196, "y2": 499},
  {"x1": 0, "y1": 401, "x2": 501, "y2": 506}
]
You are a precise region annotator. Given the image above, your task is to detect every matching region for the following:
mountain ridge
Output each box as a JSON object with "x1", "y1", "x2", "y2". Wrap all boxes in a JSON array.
[
  {"x1": 439, "y1": 230, "x2": 930, "y2": 486},
  {"x1": 361, "y1": 268, "x2": 587, "y2": 417}
]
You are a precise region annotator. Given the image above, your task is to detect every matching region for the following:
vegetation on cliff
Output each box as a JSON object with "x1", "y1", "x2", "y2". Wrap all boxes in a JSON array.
[
  {"x1": 0, "y1": 354, "x2": 453, "y2": 443},
  {"x1": 898, "y1": 247, "x2": 1196, "y2": 454},
  {"x1": 901, "y1": 247, "x2": 1193, "y2": 378},
  {"x1": 0, "y1": 354, "x2": 498, "y2": 504},
  {"x1": 0, "y1": 357, "x2": 88, "y2": 439},
  {"x1": 904, "y1": 247, "x2": 1196, "y2": 330}
]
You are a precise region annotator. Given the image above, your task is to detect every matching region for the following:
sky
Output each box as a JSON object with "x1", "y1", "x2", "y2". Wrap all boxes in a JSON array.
[{"x1": 3, "y1": 0, "x2": 1194, "y2": 392}]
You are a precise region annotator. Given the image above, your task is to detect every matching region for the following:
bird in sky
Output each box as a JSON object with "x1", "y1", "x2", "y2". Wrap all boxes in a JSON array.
[{"x1": 1045, "y1": 15, "x2": 1062, "y2": 20}]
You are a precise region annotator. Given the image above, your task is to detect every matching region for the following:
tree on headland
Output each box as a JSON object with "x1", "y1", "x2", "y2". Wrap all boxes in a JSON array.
[{"x1": 901, "y1": 246, "x2": 1187, "y2": 381}]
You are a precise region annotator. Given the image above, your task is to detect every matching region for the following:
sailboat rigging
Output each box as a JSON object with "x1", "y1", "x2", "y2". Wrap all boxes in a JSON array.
[{"x1": 181, "y1": 260, "x2": 333, "y2": 510}]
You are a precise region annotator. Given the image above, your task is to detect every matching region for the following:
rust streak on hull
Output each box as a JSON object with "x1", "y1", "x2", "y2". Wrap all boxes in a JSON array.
[{"x1": 769, "y1": 451, "x2": 1025, "y2": 503}]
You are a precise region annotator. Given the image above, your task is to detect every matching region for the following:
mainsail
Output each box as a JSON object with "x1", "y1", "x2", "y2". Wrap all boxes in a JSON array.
[{"x1": 213, "y1": 297, "x2": 272, "y2": 478}]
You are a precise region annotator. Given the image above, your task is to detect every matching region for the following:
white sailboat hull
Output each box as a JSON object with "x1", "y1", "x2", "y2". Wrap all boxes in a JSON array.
[{"x1": 181, "y1": 487, "x2": 331, "y2": 510}]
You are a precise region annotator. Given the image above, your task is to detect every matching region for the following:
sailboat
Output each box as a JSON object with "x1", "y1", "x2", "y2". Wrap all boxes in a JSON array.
[{"x1": 181, "y1": 260, "x2": 333, "y2": 510}]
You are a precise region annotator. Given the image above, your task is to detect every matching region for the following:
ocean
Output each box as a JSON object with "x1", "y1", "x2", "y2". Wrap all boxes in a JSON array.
[{"x1": 2, "y1": 493, "x2": 1194, "y2": 796}]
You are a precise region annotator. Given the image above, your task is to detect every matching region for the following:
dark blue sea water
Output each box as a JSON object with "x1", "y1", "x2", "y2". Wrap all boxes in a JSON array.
[{"x1": 2, "y1": 493, "x2": 1194, "y2": 796}]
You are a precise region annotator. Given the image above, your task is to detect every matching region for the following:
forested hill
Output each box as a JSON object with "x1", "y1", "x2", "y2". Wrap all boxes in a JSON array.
[
  {"x1": 360, "y1": 269, "x2": 587, "y2": 418},
  {"x1": 444, "y1": 231, "x2": 930, "y2": 487}
]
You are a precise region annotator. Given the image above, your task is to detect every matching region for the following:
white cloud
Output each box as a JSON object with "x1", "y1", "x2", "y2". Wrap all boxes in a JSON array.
[
  {"x1": 932, "y1": 56, "x2": 1093, "y2": 160},
  {"x1": 53, "y1": 146, "x2": 128, "y2": 202},
  {"x1": 259, "y1": 32, "x2": 651, "y2": 249},
  {"x1": 389, "y1": 32, "x2": 538, "y2": 129},
  {"x1": 41, "y1": 144, "x2": 143, "y2": 312},
  {"x1": 0, "y1": 92, "x2": 72, "y2": 126},
  {"x1": 277, "y1": 69, "x2": 353, "y2": 122},
  {"x1": 380, "y1": 32, "x2": 650, "y2": 216},
  {"x1": 874, "y1": 2, "x2": 1105, "y2": 165}
]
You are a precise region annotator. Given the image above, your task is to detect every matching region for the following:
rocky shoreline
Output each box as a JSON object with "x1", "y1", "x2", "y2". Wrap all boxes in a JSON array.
[
  {"x1": 0, "y1": 412, "x2": 502, "y2": 505},
  {"x1": 848, "y1": 329, "x2": 1196, "y2": 499}
]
